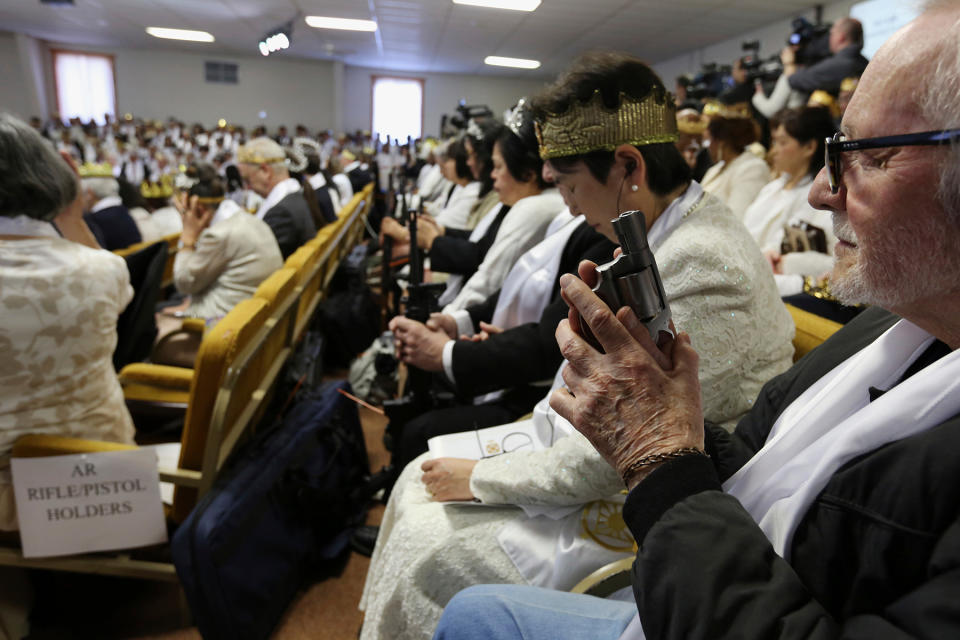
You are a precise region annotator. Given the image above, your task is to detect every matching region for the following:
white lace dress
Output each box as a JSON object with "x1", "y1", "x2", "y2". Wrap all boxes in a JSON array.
[{"x1": 359, "y1": 192, "x2": 795, "y2": 640}]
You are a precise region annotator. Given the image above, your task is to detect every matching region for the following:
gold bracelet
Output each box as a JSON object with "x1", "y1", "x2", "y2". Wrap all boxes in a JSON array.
[{"x1": 621, "y1": 447, "x2": 708, "y2": 485}]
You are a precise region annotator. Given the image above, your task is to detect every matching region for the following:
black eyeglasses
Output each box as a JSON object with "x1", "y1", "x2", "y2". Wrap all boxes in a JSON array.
[{"x1": 824, "y1": 129, "x2": 960, "y2": 194}]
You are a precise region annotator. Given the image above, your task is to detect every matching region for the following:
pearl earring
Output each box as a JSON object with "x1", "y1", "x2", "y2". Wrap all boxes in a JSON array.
[{"x1": 630, "y1": 184, "x2": 639, "y2": 192}]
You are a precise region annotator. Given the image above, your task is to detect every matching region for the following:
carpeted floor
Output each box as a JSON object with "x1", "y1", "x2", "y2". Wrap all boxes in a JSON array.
[{"x1": 26, "y1": 401, "x2": 390, "y2": 640}]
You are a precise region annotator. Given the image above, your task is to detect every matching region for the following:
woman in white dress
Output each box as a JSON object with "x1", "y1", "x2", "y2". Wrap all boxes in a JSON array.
[
  {"x1": 740, "y1": 106, "x2": 838, "y2": 296},
  {"x1": 358, "y1": 54, "x2": 795, "y2": 640},
  {"x1": 700, "y1": 101, "x2": 771, "y2": 220}
]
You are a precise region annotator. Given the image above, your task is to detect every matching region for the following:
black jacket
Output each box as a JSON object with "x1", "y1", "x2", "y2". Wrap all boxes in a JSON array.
[
  {"x1": 262, "y1": 192, "x2": 317, "y2": 260},
  {"x1": 788, "y1": 45, "x2": 869, "y2": 95},
  {"x1": 429, "y1": 204, "x2": 511, "y2": 277},
  {"x1": 450, "y1": 222, "x2": 615, "y2": 397},
  {"x1": 623, "y1": 307, "x2": 960, "y2": 639},
  {"x1": 84, "y1": 204, "x2": 141, "y2": 251}
]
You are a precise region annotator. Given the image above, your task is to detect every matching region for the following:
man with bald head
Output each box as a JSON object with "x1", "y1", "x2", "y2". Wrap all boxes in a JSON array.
[
  {"x1": 433, "y1": 4, "x2": 960, "y2": 638},
  {"x1": 785, "y1": 17, "x2": 868, "y2": 97},
  {"x1": 237, "y1": 136, "x2": 315, "y2": 259}
]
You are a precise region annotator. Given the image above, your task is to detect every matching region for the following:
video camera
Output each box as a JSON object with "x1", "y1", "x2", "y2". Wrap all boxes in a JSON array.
[
  {"x1": 738, "y1": 17, "x2": 832, "y2": 87},
  {"x1": 440, "y1": 100, "x2": 494, "y2": 137},
  {"x1": 740, "y1": 40, "x2": 783, "y2": 84},
  {"x1": 687, "y1": 63, "x2": 734, "y2": 100},
  {"x1": 789, "y1": 17, "x2": 832, "y2": 66}
]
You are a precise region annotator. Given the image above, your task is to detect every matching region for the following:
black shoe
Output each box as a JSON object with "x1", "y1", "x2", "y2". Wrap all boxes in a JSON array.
[{"x1": 350, "y1": 525, "x2": 380, "y2": 557}]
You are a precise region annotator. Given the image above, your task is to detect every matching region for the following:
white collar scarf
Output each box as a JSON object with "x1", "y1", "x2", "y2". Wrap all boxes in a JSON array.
[
  {"x1": 490, "y1": 209, "x2": 582, "y2": 329},
  {"x1": 724, "y1": 319, "x2": 960, "y2": 557},
  {"x1": 619, "y1": 322, "x2": 959, "y2": 640},
  {"x1": 437, "y1": 202, "x2": 504, "y2": 308},
  {"x1": 0, "y1": 215, "x2": 61, "y2": 238},
  {"x1": 254, "y1": 177, "x2": 302, "y2": 220}
]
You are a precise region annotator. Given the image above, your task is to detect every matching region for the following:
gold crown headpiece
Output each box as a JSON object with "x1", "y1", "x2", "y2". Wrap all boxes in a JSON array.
[
  {"x1": 140, "y1": 174, "x2": 174, "y2": 199},
  {"x1": 535, "y1": 90, "x2": 678, "y2": 160},
  {"x1": 702, "y1": 100, "x2": 752, "y2": 120},
  {"x1": 676, "y1": 109, "x2": 708, "y2": 135},
  {"x1": 78, "y1": 162, "x2": 114, "y2": 178},
  {"x1": 840, "y1": 76, "x2": 859, "y2": 93},
  {"x1": 807, "y1": 90, "x2": 840, "y2": 118}
]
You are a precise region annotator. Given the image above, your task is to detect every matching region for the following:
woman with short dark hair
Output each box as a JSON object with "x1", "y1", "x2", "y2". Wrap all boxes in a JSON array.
[
  {"x1": 742, "y1": 105, "x2": 838, "y2": 294},
  {"x1": 425, "y1": 137, "x2": 481, "y2": 230}
]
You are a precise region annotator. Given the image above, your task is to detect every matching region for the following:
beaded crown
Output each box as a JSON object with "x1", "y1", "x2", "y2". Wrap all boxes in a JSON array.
[{"x1": 535, "y1": 90, "x2": 678, "y2": 160}]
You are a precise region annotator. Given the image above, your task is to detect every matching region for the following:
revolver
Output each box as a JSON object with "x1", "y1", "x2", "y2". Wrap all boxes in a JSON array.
[{"x1": 577, "y1": 210, "x2": 673, "y2": 352}]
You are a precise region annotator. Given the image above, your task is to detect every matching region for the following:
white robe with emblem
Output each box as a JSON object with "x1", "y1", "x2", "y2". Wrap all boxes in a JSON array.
[{"x1": 358, "y1": 189, "x2": 796, "y2": 640}]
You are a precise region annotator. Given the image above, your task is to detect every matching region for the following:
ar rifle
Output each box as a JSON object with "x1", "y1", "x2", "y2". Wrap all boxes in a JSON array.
[{"x1": 382, "y1": 181, "x2": 447, "y2": 448}]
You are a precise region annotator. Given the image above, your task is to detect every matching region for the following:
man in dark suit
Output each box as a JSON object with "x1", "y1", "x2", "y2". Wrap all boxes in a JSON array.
[
  {"x1": 237, "y1": 137, "x2": 316, "y2": 259},
  {"x1": 80, "y1": 166, "x2": 141, "y2": 250}
]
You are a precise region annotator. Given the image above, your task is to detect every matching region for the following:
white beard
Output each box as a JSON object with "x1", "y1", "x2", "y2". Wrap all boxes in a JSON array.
[{"x1": 830, "y1": 212, "x2": 960, "y2": 308}]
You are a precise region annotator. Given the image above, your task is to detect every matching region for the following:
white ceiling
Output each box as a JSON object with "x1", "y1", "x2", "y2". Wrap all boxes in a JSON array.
[{"x1": 0, "y1": 0, "x2": 820, "y2": 76}]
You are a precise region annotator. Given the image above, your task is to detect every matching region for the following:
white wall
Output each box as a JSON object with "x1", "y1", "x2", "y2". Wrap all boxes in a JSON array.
[
  {"x1": 37, "y1": 42, "x2": 338, "y2": 130},
  {"x1": 343, "y1": 66, "x2": 550, "y2": 137},
  {"x1": 0, "y1": 32, "x2": 36, "y2": 120},
  {"x1": 652, "y1": 0, "x2": 859, "y2": 88}
]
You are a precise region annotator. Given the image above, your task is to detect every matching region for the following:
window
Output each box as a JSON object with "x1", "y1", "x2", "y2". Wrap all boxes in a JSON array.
[
  {"x1": 371, "y1": 76, "x2": 424, "y2": 144},
  {"x1": 205, "y1": 61, "x2": 239, "y2": 84},
  {"x1": 52, "y1": 50, "x2": 116, "y2": 125}
]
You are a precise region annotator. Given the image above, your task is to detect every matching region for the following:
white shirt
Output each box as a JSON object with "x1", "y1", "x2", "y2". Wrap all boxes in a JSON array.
[
  {"x1": 701, "y1": 150, "x2": 771, "y2": 221},
  {"x1": 742, "y1": 174, "x2": 815, "y2": 251},
  {"x1": 432, "y1": 182, "x2": 481, "y2": 230}
]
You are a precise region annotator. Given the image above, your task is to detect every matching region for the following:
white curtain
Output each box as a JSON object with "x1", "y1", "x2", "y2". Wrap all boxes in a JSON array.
[
  {"x1": 372, "y1": 77, "x2": 423, "y2": 144},
  {"x1": 55, "y1": 52, "x2": 115, "y2": 126}
]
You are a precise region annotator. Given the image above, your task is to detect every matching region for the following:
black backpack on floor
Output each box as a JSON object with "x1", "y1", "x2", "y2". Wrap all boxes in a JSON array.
[{"x1": 171, "y1": 380, "x2": 369, "y2": 640}]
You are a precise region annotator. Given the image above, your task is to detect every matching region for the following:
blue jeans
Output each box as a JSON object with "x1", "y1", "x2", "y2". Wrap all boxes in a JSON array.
[{"x1": 432, "y1": 584, "x2": 636, "y2": 640}]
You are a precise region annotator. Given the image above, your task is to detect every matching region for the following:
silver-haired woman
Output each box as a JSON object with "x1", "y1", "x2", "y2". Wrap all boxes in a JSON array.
[{"x1": 0, "y1": 113, "x2": 137, "y2": 533}]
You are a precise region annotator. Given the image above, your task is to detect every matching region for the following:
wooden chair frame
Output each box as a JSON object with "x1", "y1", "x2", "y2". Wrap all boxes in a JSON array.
[{"x1": 0, "y1": 186, "x2": 373, "y2": 583}]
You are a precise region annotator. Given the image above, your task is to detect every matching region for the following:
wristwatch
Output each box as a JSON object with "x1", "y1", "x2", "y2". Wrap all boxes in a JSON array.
[{"x1": 178, "y1": 239, "x2": 196, "y2": 251}]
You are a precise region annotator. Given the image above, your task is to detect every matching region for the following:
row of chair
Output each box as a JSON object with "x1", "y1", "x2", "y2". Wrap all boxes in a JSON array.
[{"x1": 0, "y1": 184, "x2": 374, "y2": 583}]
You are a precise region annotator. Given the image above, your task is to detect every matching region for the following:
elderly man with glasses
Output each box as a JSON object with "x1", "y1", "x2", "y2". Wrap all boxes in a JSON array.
[{"x1": 432, "y1": 3, "x2": 960, "y2": 639}]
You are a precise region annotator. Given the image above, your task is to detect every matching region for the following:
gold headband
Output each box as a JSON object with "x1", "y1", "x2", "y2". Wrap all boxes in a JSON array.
[
  {"x1": 535, "y1": 90, "x2": 678, "y2": 160},
  {"x1": 196, "y1": 196, "x2": 225, "y2": 205},
  {"x1": 702, "y1": 100, "x2": 752, "y2": 120},
  {"x1": 236, "y1": 146, "x2": 285, "y2": 165}
]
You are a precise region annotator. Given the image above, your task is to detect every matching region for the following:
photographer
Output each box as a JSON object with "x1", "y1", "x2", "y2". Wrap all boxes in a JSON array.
[
  {"x1": 754, "y1": 18, "x2": 867, "y2": 119},
  {"x1": 785, "y1": 18, "x2": 868, "y2": 97}
]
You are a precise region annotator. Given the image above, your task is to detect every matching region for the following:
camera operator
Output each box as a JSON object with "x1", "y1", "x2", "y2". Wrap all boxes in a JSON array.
[
  {"x1": 784, "y1": 18, "x2": 867, "y2": 98},
  {"x1": 754, "y1": 18, "x2": 867, "y2": 119}
]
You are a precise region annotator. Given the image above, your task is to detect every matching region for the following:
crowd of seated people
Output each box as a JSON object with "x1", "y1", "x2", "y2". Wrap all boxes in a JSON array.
[{"x1": 3, "y1": 5, "x2": 959, "y2": 640}]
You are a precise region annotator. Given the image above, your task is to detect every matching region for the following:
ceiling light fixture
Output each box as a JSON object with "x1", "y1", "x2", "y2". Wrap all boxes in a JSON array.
[
  {"x1": 484, "y1": 55, "x2": 541, "y2": 69},
  {"x1": 453, "y1": 0, "x2": 541, "y2": 11},
  {"x1": 304, "y1": 16, "x2": 378, "y2": 32},
  {"x1": 145, "y1": 27, "x2": 215, "y2": 42},
  {"x1": 260, "y1": 20, "x2": 293, "y2": 56}
]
